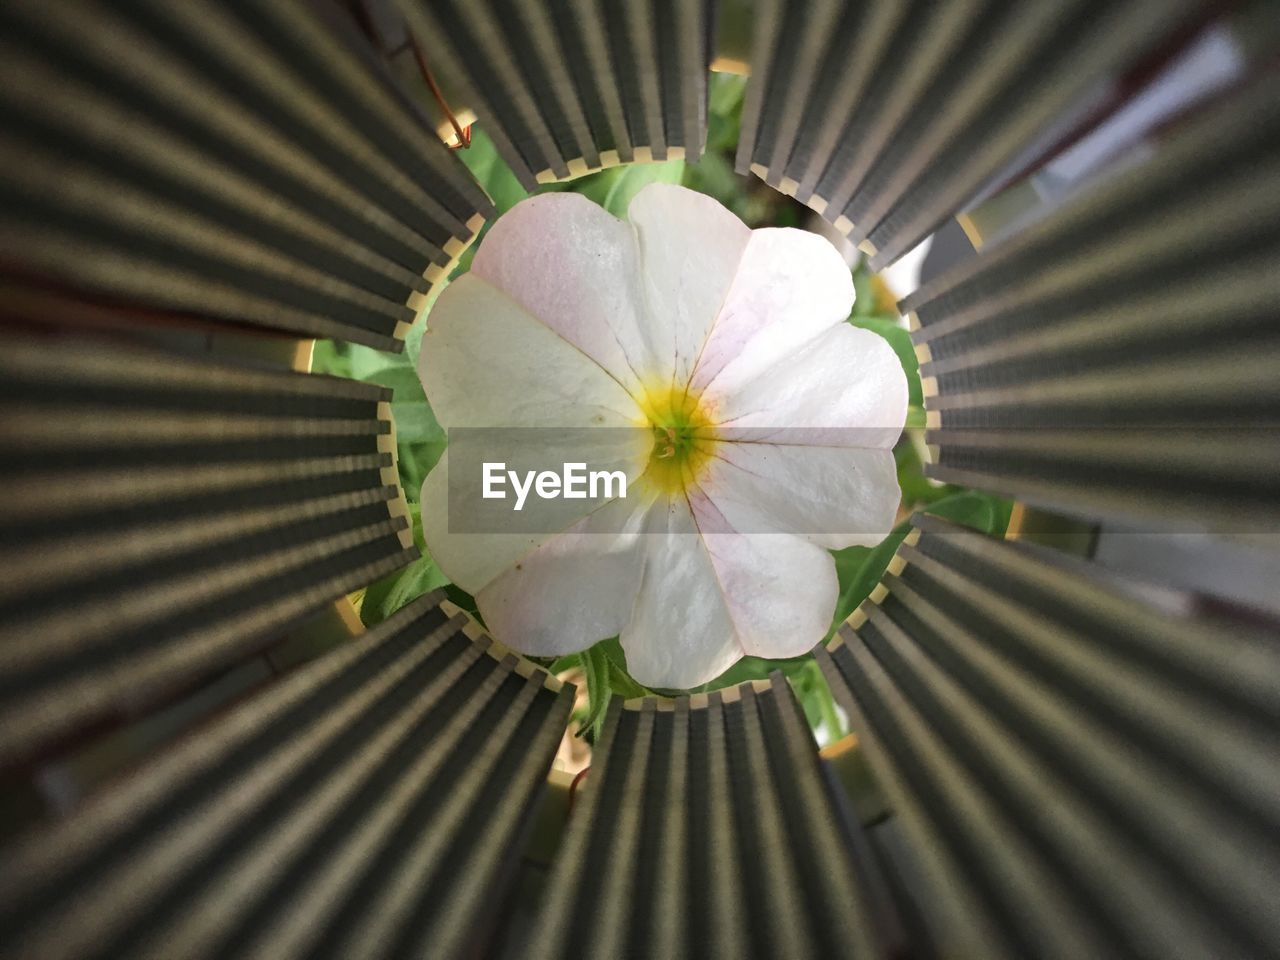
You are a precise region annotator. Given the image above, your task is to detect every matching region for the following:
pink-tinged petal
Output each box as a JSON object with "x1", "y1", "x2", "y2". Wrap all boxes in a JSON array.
[
  {"x1": 627, "y1": 183, "x2": 752, "y2": 386},
  {"x1": 620, "y1": 495, "x2": 743, "y2": 688},
  {"x1": 694, "y1": 442, "x2": 901, "y2": 550},
  {"x1": 419, "y1": 272, "x2": 642, "y2": 429},
  {"x1": 420, "y1": 451, "x2": 546, "y2": 595},
  {"x1": 705, "y1": 323, "x2": 908, "y2": 449},
  {"x1": 470, "y1": 192, "x2": 652, "y2": 395},
  {"x1": 476, "y1": 492, "x2": 656, "y2": 657},
  {"x1": 419, "y1": 428, "x2": 649, "y2": 595},
  {"x1": 699, "y1": 528, "x2": 839, "y2": 660},
  {"x1": 690, "y1": 227, "x2": 854, "y2": 396}
]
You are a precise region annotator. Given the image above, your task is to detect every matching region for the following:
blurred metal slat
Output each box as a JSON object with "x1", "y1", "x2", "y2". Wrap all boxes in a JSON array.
[
  {"x1": 528, "y1": 680, "x2": 889, "y2": 959},
  {"x1": 903, "y1": 78, "x2": 1280, "y2": 532},
  {"x1": 820, "y1": 514, "x2": 1280, "y2": 959},
  {"x1": 0, "y1": 0, "x2": 490, "y2": 350},
  {"x1": 739, "y1": 0, "x2": 1209, "y2": 265},
  {"x1": 397, "y1": 0, "x2": 712, "y2": 188},
  {"x1": 0, "y1": 334, "x2": 417, "y2": 768},
  {"x1": 0, "y1": 595, "x2": 574, "y2": 960}
]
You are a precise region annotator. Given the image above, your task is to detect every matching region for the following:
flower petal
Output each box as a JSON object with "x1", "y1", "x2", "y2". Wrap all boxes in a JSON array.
[
  {"x1": 699, "y1": 528, "x2": 839, "y2": 660},
  {"x1": 705, "y1": 323, "x2": 908, "y2": 449},
  {"x1": 420, "y1": 427, "x2": 649, "y2": 595},
  {"x1": 419, "y1": 272, "x2": 642, "y2": 428},
  {"x1": 690, "y1": 227, "x2": 855, "y2": 396},
  {"x1": 420, "y1": 451, "x2": 540, "y2": 594},
  {"x1": 694, "y1": 441, "x2": 901, "y2": 550},
  {"x1": 627, "y1": 183, "x2": 752, "y2": 385},
  {"x1": 619, "y1": 495, "x2": 743, "y2": 688},
  {"x1": 469, "y1": 192, "x2": 652, "y2": 395},
  {"x1": 476, "y1": 492, "x2": 656, "y2": 657}
]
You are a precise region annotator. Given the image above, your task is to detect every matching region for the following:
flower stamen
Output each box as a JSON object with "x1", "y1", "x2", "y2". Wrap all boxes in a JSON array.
[{"x1": 638, "y1": 383, "x2": 715, "y2": 494}]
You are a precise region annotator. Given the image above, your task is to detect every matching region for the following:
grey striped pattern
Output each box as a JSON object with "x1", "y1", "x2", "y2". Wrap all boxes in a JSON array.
[
  {"x1": 0, "y1": 594, "x2": 575, "y2": 960},
  {"x1": 737, "y1": 0, "x2": 1208, "y2": 267},
  {"x1": 399, "y1": 0, "x2": 713, "y2": 188},
  {"x1": 0, "y1": 334, "x2": 416, "y2": 767},
  {"x1": 0, "y1": 0, "x2": 491, "y2": 350},
  {"x1": 0, "y1": 4, "x2": 1276, "y2": 958},
  {"x1": 528, "y1": 679, "x2": 895, "y2": 960},
  {"x1": 819, "y1": 513, "x2": 1280, "y2": 959},
  {"x1": 903, "y1": 79, "x2": 1280, "y2": 533}
]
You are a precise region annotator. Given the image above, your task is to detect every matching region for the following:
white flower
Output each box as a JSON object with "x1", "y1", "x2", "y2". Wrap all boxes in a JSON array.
[{"x1": 417, "y1": 184, "x2": 906, "y2": 688}]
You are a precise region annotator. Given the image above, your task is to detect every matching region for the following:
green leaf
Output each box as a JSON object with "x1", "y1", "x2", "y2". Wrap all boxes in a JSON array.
[
  {"x1": 363, "y1": 367, "x2": 443, "y2": 443},
  {"x1": 308, "y1": 340, "x2": 397, "y2": 381},
  {"x1": 590, "y1": 637, "x2": 653, "y2": 699},
  {"x1": 827, "y1": 524, "x2": 911, "y2": 638},
  {"x1": 577, "y1": 643, "x2": 614, "y2": 740},
  {"x1": 709, "y1": 71, "x2": 747, "y2": 120},
  {"x1": 923, "y1": 489, "x2": 1013, "y2": 537},
  {"x1": 403, "y1": 318, "x2": 428, "y2": 367},
  {"x1": 594, "y1": 636, "x2": 630, "y2": 672},
  {"x1": 682, "y1": 150, "x2": 744, "y2": 207},
  {"x1": 547, "y1": 653, "x2": 581, "y2": 674},
  {"x1": 308, "y1": 340, "x2": 351, "y2": 378},
  {"x1": 360, "y1": 555, "x2": 449, "y2": 627},
  {"x1": 458, "y1": 127, "x2": 528, "y2": 215},
  {"x1": 895, "y1": 436, "x2": 957, "y2": 508},
  {"x1": 349, "y1": 345, "x2": 397, "y2": 380},
  {"x1": 405, "y1": 501, "x2": 425, "y2": 552},
  {"x1": 827, "y1": 490, "x2": 1013, "y2": 637},
  {"x1": 608, "y1": 662, "x2": 649, "y2": 700},
  {"x1": 705, "y1": 72, "x2": 746, "y2": 152},
  {"x1": 443, "y1": 584, "x2": 486, "y2": 628},
  {"x1": 679, "y1": 651, "x2": 813, "y2": 695},
  {"x1": 396, "y1": 440, "x2": 446, "y2": 503},
  {"x1": 358, "y1": 504, "x2": 448, "y2": 626},
  {"x1": 851, "y1": 265, "x2": 878, "y2": 318},
  {"x1": 601, "y1": 158, "x2": 686, "y2": 218},
  {"x1": 790, "y1": 659, "x2": 846, "y2": 742}
]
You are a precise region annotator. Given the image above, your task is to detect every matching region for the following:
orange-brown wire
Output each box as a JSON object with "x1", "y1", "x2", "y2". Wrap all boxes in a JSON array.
[{"x1": 411, "y1": 40, "x2": 472, "y2": 149}]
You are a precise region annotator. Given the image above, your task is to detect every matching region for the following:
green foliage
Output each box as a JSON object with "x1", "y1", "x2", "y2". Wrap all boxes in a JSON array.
[
  {"x1": 310, "y1": 339, "x2": 397, "y2": 381},
  {"x1": 357, "y1": 505, "x2": 449, "y2": 627},
  {"x1": 577, "y1": 643, "x2": 614, "y2": 741},
  {"x1": 826, "y1": 489, "x2": 1012, "y2": 640},
  {"x1": 602, "y1": 160, "x2": 686, "y2": 216},
  {"x1": 707, "y1": 72, "x2": 747, "y2": 153},
  {"x1": 790, "y1": 659, "x2": 845, "y2": 740},
  {"x1": 896, "y1": 436, "x2": 957, "y2": 505},
  {"x1": 828, "y1": 527, "x2": 912, "y2": 639},
  {"x1": 403, "y1": 310, "x2": 428, "y2": 366},
  {"x1": 851, "y1": 265, "x2": 878, "y2": 318},
  {"x1": 925, "y1": 488, "x2": 1014, "y2": 536},
  {"x1": 443, "y1": 583, "x2": 485, "y2": 627},
  {"x1": 458, "y1": 128, "x2": 529, "y2": 215},
  {"x1": 682, "y1": 71, "x2": 805, "y2": 228}
]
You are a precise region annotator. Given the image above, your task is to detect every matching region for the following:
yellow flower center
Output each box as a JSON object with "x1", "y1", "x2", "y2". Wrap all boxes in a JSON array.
[{"x1": 636, "y1": 382, "x2": 716, "y2": 495}]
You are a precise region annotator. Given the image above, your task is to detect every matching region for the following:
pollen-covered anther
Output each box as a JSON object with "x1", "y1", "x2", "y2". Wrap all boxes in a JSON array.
[{"x1": 638, "y1": 384, "x2": 715, "y2": 495}]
